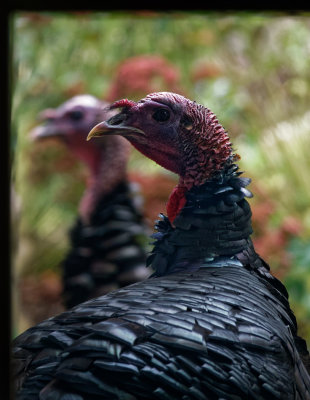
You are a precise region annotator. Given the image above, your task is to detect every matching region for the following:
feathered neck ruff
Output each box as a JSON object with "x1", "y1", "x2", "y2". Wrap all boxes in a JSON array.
[{"x1": 147, "y1": 163, "x2": 256, "y2": 277}]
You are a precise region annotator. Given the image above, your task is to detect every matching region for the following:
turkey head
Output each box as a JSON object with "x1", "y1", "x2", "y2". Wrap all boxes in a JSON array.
[
  {"x1": 87, "y1": 92, "x2": 235, "y2": 222},
  {"x1": 30, "y1": 94, "x2": 131, "y2": 224}
]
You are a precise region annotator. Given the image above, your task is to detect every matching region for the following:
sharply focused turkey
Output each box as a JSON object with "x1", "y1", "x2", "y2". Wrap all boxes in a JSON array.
[
  {"x1": 13, "y1": 92, "x2": 310, "y2": 399},
  {"x1": 30, "y1": 95, "x2": 150, "y2": 308}
]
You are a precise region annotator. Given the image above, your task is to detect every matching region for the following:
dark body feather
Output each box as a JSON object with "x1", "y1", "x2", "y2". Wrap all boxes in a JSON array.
[
  {"x1": 13, "y1": 165, "x2": 310, "y2": 399},
  {"x1": 63, "y1": 180, "x2": 149, "y2": 309}
]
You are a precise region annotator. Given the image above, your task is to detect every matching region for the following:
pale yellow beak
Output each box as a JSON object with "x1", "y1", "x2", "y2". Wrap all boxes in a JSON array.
[{"x1": 87, "y1": 121, "x2": 145, "y2": 141}]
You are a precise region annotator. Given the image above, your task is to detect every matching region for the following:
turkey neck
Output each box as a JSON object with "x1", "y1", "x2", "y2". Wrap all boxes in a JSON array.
[
  {"x1": 77, "y1": 136, "x2": 131, "y2": 224},
  {"x1": 148, "y1": 163, "x2": 262, "y2": 276}
]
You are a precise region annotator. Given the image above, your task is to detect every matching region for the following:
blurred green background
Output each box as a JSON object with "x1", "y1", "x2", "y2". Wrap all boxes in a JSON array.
[{"x1": 10, "y1": 11, "x2": 310, "y2": 344}]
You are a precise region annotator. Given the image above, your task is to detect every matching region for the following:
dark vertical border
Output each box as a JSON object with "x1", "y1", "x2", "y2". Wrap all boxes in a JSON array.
[{"x1": 2, "y1": 7, "x2": 13, "y2": 400}]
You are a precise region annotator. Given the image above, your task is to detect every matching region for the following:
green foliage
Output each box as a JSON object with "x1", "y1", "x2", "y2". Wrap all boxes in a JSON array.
[
  {"x1": 286, "y1": 237, "x2": 310, "y2": 341},
  {"x1": 11, "y1": 11, "x2": 310, "y2": 342},
  {"x1": 236, "y1": 111, "x2": 310, "y2": 231}
]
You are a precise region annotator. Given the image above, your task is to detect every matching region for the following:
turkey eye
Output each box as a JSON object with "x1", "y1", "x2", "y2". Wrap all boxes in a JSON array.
[
  {"x1": 68, "y1": 110, "x2": 83, "y2": 121},
  {"x1": 152, "y1": 108, "x2": 170, "y2": 122}
]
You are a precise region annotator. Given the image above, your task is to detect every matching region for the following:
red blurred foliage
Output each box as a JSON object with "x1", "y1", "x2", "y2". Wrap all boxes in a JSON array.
[
  {"x1": 27, "y1": 139, "x2": 80, "y2": 184},
  {"x1": 106, "y1": 55, "x2": 184, "y2": 101},
  {"x1": 21, "y1": 13, "x2": 53, "y2": 25},
  {"x1": 19, "y1": 270, "x2": 64, "y2": 325},
  {"x1": 190, "y1": 61, "x2": 223, "y2": 82},
  {"x1": 251, "y1": 183, "x2": 303, "y2": 279},
  {"x1": 132, "y1": 11, "x2": 163, "y2": 18},
  {"x1": 69, "y1": 11, "x2": 92, "y2": 17}
]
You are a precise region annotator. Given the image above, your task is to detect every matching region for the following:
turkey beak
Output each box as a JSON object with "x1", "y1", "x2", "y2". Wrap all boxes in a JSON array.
[
  {"x1": 87, "y1": 119, "x2": 145, "y2": 141},
  {"x1": 29, "y1": 125, "x2": 63, "y2": 141},
  {"x1": 30, "y1": 108, "x2": 62, "y2": 141}
]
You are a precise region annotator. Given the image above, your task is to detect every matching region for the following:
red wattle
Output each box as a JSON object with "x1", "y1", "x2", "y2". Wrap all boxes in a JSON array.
[{"x1": 167, "y1": 185, "x2": 188, "y2": 223}]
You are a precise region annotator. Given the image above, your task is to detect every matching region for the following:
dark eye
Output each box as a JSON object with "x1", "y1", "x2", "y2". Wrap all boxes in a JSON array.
[
  {"x1": 68, "y1": 110, "x2": 84, "y2": 121},
  {"x1": 152, "y1": 108, "x2": 170, "y2": 122}
]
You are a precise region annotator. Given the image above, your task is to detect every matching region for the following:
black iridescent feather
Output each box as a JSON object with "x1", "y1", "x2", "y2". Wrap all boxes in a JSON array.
[
  {"x1": 63, "y1": 181, "x2": 150, "y2": 309},
  {"x1": 148, "y1": 163, "x2": 256, "y2": 276},
  {"x1": 13, "y1": 266, "x2": 310, "y2": 400},
  {"x1": 12, "y1": 163, "x2": 310, "y2": 400}
]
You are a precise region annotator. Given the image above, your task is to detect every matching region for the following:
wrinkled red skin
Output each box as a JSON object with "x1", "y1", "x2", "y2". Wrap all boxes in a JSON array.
[
  {"x1": 111, "y1": 99, "x2": 137, "y2": 109},
  {"x1": 111, "y1": 92, "x2": 234, "y2": 224}
]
